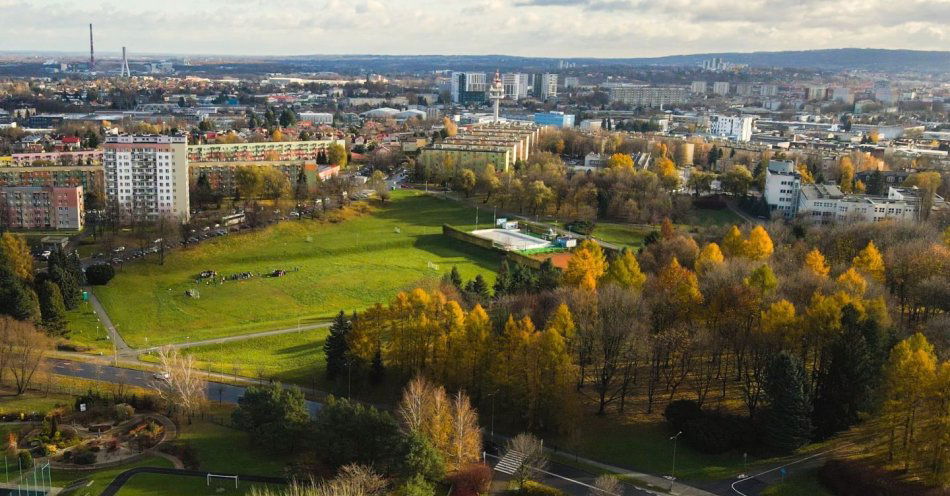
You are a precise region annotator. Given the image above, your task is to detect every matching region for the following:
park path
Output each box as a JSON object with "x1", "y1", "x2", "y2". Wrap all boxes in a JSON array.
[
  {"x1": 139, "y1": 321, "x2": 332, "y2": 353},
  {"x1": 86, "y1": 290, "x2": 132, "y2": 355}
]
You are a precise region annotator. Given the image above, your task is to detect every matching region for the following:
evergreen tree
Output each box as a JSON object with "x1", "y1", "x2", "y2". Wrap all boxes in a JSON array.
[
  {"x1": 370, "y1": 348, "x2": 385, "y2": 385},
  {"x1": 324, "y1": 311, "x2": 352, "y2": 380},
  {"x1": 295, "y1": 169, "x2": 309, "y2": 201},
  {"x1": 812, "y1": 305, "x2": 873, "y2": 439},
  {"x1": 761, "y1": 352, "x2": 813, "y2": 453},
  {"x1": 232, "y1": 383, "x2": 309, "y2": 453},
  {"x1": 37, "y1": 280, "x2": 68, "y2": 336},
  {"x1": 537, "y1": 259, "x2": 561, "y2": 291},
  {"x1": 446, "y1": 266, "x2": 463, "y2": 289},
  {"x1": 493, "y1": 260, "x2": 512, "y2": 297},
  {"x1": 0, "y1": 266, "x2": 41, "y2": 322},
  {"x1": 48, "y1": 265, "x2": 81, "y2": 310},
  {"x1": 465, "y1": 274, "x2": 491, "y2": 301}
]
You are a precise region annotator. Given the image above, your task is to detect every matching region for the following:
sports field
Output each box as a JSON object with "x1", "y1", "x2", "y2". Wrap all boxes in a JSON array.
[{"x1": 95, "y1": 191, "x2": 501, "y2": 347}]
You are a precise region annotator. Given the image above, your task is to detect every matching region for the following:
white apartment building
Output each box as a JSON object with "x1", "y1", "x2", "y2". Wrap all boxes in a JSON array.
[
  {"x1": 608, "y1": 85, "x2": 688, "y2": 107},
  {"x1": 450, "y1": 72, "x2": 488, "y2": 104},
  {"x1": 690, "y1": 81, "x2": 707, "y2": 94},
  {"x1": 735, "y1": 83, "x2": 754, "y2": 97},
  {"x1": 104, "y1": 135, "x2": 189, "y2": 223},
  {"x1": 712, "y1": 82, "x2": 730, "y2": 95},
  {"x1": 502, "y1": 73, "x2": 530, "y2": 100},
  {"x1": 831, "y1": 87, "x2": 853, "y2": 104},
  {"x1": 709, "y1": 115, "x2": 754, "y2": 142},
  {"x1": 764, "y1": 160, "x2": 801, "y2": 218},
  {"x1": 759, "y1": 85, "x2": 778, "y2": 97},
  {"x1": 798, "y1": 184, "x2": 930, "y2": 224},
  {"x1": 298, "y1": 112, "x2": 334, "y2": 125},
  {"x1": 531, "y1": 73, "x2": 558, "y2": 100},
  {"x1": 563, "y1": 76, "x2": 580, "y2": 89}
]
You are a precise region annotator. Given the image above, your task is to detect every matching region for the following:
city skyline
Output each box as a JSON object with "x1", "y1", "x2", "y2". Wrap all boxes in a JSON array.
[{"x1": 2, "y1": 0, "x2": 948, "y2": 58}]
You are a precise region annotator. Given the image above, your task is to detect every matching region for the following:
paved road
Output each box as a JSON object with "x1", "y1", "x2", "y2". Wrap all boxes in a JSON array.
[
  {"x1": 47, "y1": 358, "x2": 322, "y2": 416},
  {"x1": 99, "y1": 467, "x2": 286, "y2": 496}
]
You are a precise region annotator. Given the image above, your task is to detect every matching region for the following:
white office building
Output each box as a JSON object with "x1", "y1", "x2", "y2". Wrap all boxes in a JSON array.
[
  {"x1": 709, "y1": 115, "x2": 754, "y2": 142},
  {"x1": 104, "y1": 135, "x2": 190, "y2": 222},
  {"x1": 502, "y1": 73, "x2": 530, "y2": 100},
  {"x1": 451, "y1": 72, "x2": 488, "y2": 104},
  {"x1": 764, "y1": 160, "x2": 801, "y2": 219},
  {"x1": 798, "y1": 184, "x2": 932, "y2": 224}
]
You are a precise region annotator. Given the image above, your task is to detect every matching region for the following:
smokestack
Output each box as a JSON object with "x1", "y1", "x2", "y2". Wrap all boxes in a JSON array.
[
  {"x1": 121, "y1": 46, "x2": 130, "y2": 78},
  {"x1": 89, "y1": 24, "x2": 94, "y2": 70}
]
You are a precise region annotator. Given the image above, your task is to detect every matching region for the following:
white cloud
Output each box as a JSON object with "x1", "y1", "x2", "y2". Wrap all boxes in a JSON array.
[{"x1": 0, "y1": 0, "x2": 947, "y2": 57}]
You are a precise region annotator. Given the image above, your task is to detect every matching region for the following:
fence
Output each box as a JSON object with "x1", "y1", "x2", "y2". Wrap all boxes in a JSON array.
[{"x1": 442, "y1": 224, "x2": 548, "y2": 270}]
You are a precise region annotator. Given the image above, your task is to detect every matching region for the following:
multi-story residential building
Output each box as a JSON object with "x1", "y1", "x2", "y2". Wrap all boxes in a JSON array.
[
  {"x1": 298, "y1": 112, "x2": 334, "y2": 125},
  {"x1": 873, "y1": 81, "x2": 894, "y2": 104},
  {"x1": 0, "y1": 165, "x2": 103, "y2": 196},
  {"x1": 563, "y1": 77, "x2": 580, "y2": 89},
  {"x1": 419, "y1": 144, "x2": 512, "y2": 173},
  {"x1": 759, "y1": 84, "x2": 779, "y2": 97},
  {"x1": 187, "y1": 140, "x2": 342, "y2": 163},
  {"x1": 691, "y1": 81, "x2": 708, "y2": 94},
  {"x1": 736, "y1": 83, "x2": 754, "y2": 97},
  {"x1": 0, "y1": 185, "x2": 84, "y2": 230},
  {"x1": 764, "y1": 160, "x2": 801, "y2": 218},
  {"x1": 502, "y1": 73, "x2": 530, "y2": 100},
  {"x1": 530, "y1": 73, "x2": 558, "y2": 100},
  {"x1": 806, "y1": 85, "x2": 828, "y2": 101},
  {"x1": 11, "y1": 150, "x2": 103, "y2": 167},
  {"x1": 104, "y1": 135, "x2": 189, "y2": 222},
  {"x1": 709, "y1": 115, "x2": 754, "y2": 142},
  {"x1": 534, "y1": 112, "x2": 575, "y2": 128},
  {"x1": 832, "y1": 87, "x2": 853, "y2": 104},
  {"x1": 608, "y1": 85, "x2": 688, "y2": 107},
  {"x1": 451, "y1": 72, "x2": 488, "y2": 105},
  {"x1": 712, "y1": 82, "x2": 731, "y2": 95}
]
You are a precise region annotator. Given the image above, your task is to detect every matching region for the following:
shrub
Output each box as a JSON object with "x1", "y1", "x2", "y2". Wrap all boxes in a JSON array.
[
  {"x1": 159, "y1": 441, "x2": 199, "y2": 470},
  {"x1": 398, "y1": 474, "x2": 435, "y2": 496},
  {"x1": 449, "y1": 463, "x2": 492, "y2": 496},
  {"x1": 565, "y1": 220, "x2": 595, "y2": 235},
  {"x1": 518, "y1": 481, "x2": 567, "y2": 496},
  {"x1": 71, "y1": 449, "x2": 97, "y2": 465},
  {"x1": 664, "y1": 400, "x2": 702, "y2": 432},
  {"x1": 18, "y1": 450, "x2": 33, "y2": 469},
  {"x1": 85, "y1": 263, "x2": 115, "y2": 285},
  {"x1": 114, "y1": 403, "x2": 135, "y2": 421}
]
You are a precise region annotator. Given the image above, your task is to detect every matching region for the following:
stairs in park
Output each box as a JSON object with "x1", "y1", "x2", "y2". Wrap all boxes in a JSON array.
[{"x1": 494, "y1": 450, "x2": 527, "y2": 475}]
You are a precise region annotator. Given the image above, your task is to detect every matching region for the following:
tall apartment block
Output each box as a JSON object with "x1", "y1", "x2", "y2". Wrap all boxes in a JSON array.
[
  {"x1": 0, "y1": 185, "x2": 84, "y2": 230},
  {"x1": 103, "y1": 135, "x2": 189, "y2": 223}
]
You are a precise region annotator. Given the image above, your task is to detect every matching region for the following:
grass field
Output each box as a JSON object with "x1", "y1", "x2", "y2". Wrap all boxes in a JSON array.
[
  {"x1": 141, "y1": 328, "x2": 328, "y2": 386},
  {"x1": 64, "y1": 301, "x2": 113, "y2": 353},
  {"x1": 761, "y1": 467, "x2": 833, "y2": 496},
  {"x1": 0, "y1": 390, "x2": 72, "y2": 415},
  {"x1": 590, "y1": 223, "x2": 653, "y2": 248},
  {"x1": 95, "y1": 191, "x2": 501, "y2": 347},
  {"x1": 49, "y1": 456, "x2": 174, "y2": 496},
  {"x1": 116, "y1": 473, "x2": 279, "y2": 496},
  {"x1": 689, "y1": 207, "x2": 744, "y2": 226},
  {"x1": 179, "y1": 408, "x2": 295, "y2": 476}
]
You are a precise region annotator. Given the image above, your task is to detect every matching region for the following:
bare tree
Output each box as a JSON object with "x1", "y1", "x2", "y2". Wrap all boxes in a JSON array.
[
  {"x1": 3, "y1": 318, "x2": 51, "y2": 395},
  {"x1": 154, "y1": 347, "x2": 206, "y2": 421},
  {"x1": 508, "y1": 432, "x2": 548, "y2": 488}
]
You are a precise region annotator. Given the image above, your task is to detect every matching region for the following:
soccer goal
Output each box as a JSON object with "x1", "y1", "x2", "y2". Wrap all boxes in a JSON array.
[
  {"x1": 207, "y1": 473, "x2": 239, "y2": 489},
  {"x1": 426, "y1": 261, "x2": 440, "y2": 271}
]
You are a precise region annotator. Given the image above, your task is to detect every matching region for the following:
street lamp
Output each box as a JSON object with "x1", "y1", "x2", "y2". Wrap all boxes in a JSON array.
[{"x1": 670, "y1": 431, "x2": 683, "y2": 483}]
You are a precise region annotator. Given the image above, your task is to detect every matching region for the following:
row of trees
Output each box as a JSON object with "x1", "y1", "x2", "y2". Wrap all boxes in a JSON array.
[{"x1": 232, "y1": 376, "x2": 484, "y2": 496}]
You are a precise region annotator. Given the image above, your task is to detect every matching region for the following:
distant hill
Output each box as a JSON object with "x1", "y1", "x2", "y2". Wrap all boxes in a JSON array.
[{"x1": 282, "y1": 48, "x2": 949, "y2": 74}]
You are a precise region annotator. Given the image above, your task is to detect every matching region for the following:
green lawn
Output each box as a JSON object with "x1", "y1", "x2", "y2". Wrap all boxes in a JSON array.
[
  {"x1": 64, "y1": 300, "x2": 112, "y2": 353},
  {"x1": 116, "y1": 473, "x2": 278, "y2": 496},
  {"x1": 689, "y1": 207, "x2": 743, "y2": 226},
  {"x1": 0, "y1": 390, "x2": 71, "y2": 415},
  {"x1": 178, "y1": 414, "x2": 295, "y2": 476},
  {"x1": 141, "y1": 328, "x2": 327, "y2": 387},
  {"x1": 555, "y1": 418, "x2": 764, "y2": 482},
  {"x1": 761, "y1": 467, "x2": 833, "y2": 496},
  {"x1": 590, "y1": 223, "x2": 652, "y2": 248},
  {"x1": 96, "y1": 191, "x2": 501, "y2": 347},
  {"x1": 50, "y1": 456, "x2": 174, "y2": 496}
]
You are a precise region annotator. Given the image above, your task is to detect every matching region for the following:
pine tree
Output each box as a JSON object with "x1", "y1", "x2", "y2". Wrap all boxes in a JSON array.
[
  {"x1": 48, "y1": 265, "x2": 81, "y2": 310},
  {"x1": 447, "y1": 266, "x2": 463, "y2": 289},
  {"x1": 324, "y1": 311, "x2": 352, "y2": 380},
  {"x1": 812, "y1": 305, "x2": 873, "y2": 439},
  {"x1": 37, "y1": 280, "x2": 68, "y2": 337},
  {"x1": 0, "y1": 266, "x2": 40, "y2": 322},
  {"x1": 493, "y1": 260, "x2": 511, "y2": 297},
  {"x1": 465, "y1": 274, "x2": 491, "y2": 301},
  {"x1": 761, "y1": 352, "x2": 813, "y2": 453},
  {"x1": 370, "y1": 348, "x2": 385, "y2": 385},
  {"x1": 537, "y1": 259, "x2": 561, "y2": 291}
]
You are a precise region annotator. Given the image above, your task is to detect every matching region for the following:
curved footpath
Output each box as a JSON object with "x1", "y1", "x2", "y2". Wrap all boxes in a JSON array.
[{"x1": 98, "y1": 467, "x2": 287, "y2": 496}]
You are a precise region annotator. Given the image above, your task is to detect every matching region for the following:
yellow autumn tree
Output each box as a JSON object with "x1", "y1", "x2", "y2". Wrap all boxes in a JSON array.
[
  {"x1": 852, "y1": 241, "x2": 885, "y2": 283},
  {"x1": 0, "y1": 232, "x2": 34, "y2": 282},
  {"x1": 854, "y1": 179, "x2": 866, "y2": 193},
  {"x1": 604, "y1": 249, "x2": 646, "y2": 290},
  {"x1": 881, "y1": 333, "x2": 938, "y2": 471},
  {"x1": 695, "y1": 242, "x2": 725, "y2": 275},
  {"x1": 836, "y1": 267, "x2": 868, "y2": 296},
  {"x1": 722, "y1": 225, "x2": 745, "y2": 257},
  {"x1": 655, "y1": 156, "x2": 680, "y2": 190},
  {"x1": 442, "y1": 116, "x2": 458, "y2": 137},
  {"x1": 804, "y1": 248, "x2": 830, "y2": 278},
  {"x1": 796, "y1": 163, "x2": 815, "y2": 184},
  {"x1": 761, "y1": 299, "x2": 799, "y2": 348},
  {"x1": 745, "y1": 226, "x2": 774, "y2": 261},
  {"x1": 839, "y1": 156, "x2": 855, "y2": 193},
  {"x1": 564, "y1": 240, "x2": 607, "y2": 291},
  {"x1": 607, "y1": 153, "x2": 634, "y2": 170}
]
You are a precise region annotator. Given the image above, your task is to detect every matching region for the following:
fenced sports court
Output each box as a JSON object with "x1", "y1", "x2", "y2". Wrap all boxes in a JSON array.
[{"x1": 471, "y1": 229, "x2": 552, "y2": 252}]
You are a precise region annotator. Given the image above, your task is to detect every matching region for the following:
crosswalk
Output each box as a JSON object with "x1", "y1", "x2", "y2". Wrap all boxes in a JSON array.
[{"x1": 494, "y1": 449, "x2": 527, "y2": 475}]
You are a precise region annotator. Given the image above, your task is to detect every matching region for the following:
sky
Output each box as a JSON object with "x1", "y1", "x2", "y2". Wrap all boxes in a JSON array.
[{"x1": 1, "y1": 0, "x2": 948, "y2": 58}]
